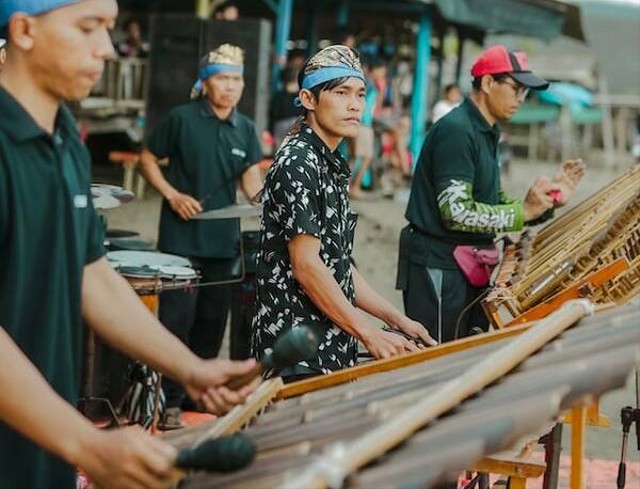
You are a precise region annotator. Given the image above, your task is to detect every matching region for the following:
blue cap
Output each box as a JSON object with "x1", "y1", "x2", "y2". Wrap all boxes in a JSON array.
[{"x1": 1, "y1": 0, "x2": 84, "y2": 27}]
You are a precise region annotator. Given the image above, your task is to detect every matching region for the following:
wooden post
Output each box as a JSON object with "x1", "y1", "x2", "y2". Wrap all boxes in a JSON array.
[{"x1": 570, "y1": 406, "x2": 587, "y2": 489}]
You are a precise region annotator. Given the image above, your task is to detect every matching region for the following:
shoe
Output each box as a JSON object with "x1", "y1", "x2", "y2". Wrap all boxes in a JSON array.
[{"x1": 158, "y1": 407, "x2": 184, "y2": 430}]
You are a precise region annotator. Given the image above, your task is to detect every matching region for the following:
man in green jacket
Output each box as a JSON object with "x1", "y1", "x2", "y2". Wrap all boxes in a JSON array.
[{"x1": 399, "y1": 45, "x2": 584, "y2": 343}]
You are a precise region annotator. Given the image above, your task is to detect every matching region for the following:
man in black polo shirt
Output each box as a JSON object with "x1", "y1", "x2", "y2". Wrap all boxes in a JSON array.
[
  {"x1": 398, "y1": 45, "x2": 585, "y2": 344},
  {"x1": 139, "y1": 43, "x2": 263, "y2": 428},
  {"x1": 0, "y1": 2, "x2": 259, "y2": 488},
  {"x1": 253, "y1": 46, "x2": 436, "y2": 383}
]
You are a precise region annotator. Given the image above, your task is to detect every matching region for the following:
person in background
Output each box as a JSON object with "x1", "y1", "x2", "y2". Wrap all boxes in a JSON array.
[
  {"x1": 139, "y1": 43, "x2": 263, "y2": 430},
  {"x1": 349, "y1": 58, "x2": 383, "y2": 199},
  {"x1": 0, "y1": 2, "x2": 259, "y2": 488},
  {"x1": 398, "y1": 45, "x2": 585, "y2": 345},
  {"x1": 213, "y1": 0, "x2": 239, "y2": 21},
  {"x1": 269, "y1": 66, "x2": 302, "y2": 151},
  {"x1": 253, "y1": 45, "x2": 437, "y2": 384},
  {"x1": 116, "y1": 18, "x2": 149, "y2": 58},
  {"x1": 432, "y1": 82, "x2": 462, "y2": 124}
]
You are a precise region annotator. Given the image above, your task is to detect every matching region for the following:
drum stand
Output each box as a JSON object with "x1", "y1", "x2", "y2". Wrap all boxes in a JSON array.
[
  {"x1": 77, "y1": 328, "x2": 121, "y2": 428},
  {"x1": 616, "y1": 370, "x2": 640, "y2": 488}
]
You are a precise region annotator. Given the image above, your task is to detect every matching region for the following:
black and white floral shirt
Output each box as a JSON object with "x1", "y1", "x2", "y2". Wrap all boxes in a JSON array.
[{"x1": 252, "y1": 123, "x2": 358, "y2": 376}]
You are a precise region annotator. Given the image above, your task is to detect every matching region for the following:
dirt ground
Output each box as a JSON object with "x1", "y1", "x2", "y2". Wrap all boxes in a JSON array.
[{"x1": 101, "y1": 153, "x2": 640, "y2": 474}]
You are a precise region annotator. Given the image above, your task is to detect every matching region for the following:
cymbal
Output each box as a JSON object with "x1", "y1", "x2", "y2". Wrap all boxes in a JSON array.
[
  {"x1": 193, "y1": 203, "x2": 262, "y2": 220},
  {"x1": 91, "y1": 184, "x2": 135, "y2": 210}
]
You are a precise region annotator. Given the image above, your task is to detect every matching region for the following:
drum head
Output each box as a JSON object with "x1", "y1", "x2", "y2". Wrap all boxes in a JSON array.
[
  {"x1": 107, "y1": 250, "x2": 192, "y2": 269},
  {"x1": 157, "y1": 265, "x2": 198, "y2": 280},
  {"x1": 115, "y1": 265, "x2": 160, "y2": 279},
  {"x1": 92, "y1": 184, "x2": 135, "y2": 210}
]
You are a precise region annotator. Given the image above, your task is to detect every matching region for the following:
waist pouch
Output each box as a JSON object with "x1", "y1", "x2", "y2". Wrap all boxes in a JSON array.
[{"x1": 453, "y1": 245, "x2": 499, "y2": 287}]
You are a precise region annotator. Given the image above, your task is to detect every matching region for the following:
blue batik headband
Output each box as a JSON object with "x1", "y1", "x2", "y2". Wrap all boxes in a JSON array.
[
  {"x1": 191, "y1": 63, "x2": 244, "y2": 95},
  {"x1": 1, "y1": 0, "x2": 84, "y2": 27},
  {"x1": 294, "y1": 65, "x2": 365, "y2": 107}
]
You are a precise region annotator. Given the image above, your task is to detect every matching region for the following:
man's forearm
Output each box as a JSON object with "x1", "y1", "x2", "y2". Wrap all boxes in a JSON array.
[
  {"x1": 292, "y1": 257, "x2": 372, "y2": 342},
  {"x1": 138, "y1": 149, "x2": 177, "y2": 200},
  {"x1": 438, "y1": 179, "x2": 525, "y2": 233},
  {"x1": 81, "y1": 258, "x2": 199, "y2": 386},
  {"x1": 351, "y1": 266, "x2": 403, "y2": 327},
  {"x1": 241, "y1": 164, "x2": 263, "y2": 202},
  {"x1": 0, "y1": 327, "x2": 97, "y2": 467}
]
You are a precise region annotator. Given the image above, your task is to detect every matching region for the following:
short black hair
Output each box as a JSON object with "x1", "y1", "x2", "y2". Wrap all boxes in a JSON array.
[
  {"x1": 298, "y1": 77, "x2": 350, "y2": 116},
  {"x1": 472, "y1": 73, "x2": 510, "y2": 91}
]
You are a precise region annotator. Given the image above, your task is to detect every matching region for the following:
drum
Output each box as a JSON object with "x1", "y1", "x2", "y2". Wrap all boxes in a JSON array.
[
  {"x1": 106, "y1": 251, "x2": 197, "y2": 312},
  {"x1": 91, "y1": 183, "x2": 135, "y2": 210}
]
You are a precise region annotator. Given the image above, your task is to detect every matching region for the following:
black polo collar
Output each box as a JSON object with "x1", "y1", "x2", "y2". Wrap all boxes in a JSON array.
[
  {"x1": 198, "y1": 97, "x2": 238, "y2": 127},
  {"x1": 463, "y1": 97, "x2": 500, "y2": 136},
  {"x1": 0, "y1": 86, "x2": 78, "y2": 143}
]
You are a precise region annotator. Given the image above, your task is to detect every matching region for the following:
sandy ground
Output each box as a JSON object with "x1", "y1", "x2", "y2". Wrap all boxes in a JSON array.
[{"x1": 101, "y1": 153, "x2": 640, "y2": 476}]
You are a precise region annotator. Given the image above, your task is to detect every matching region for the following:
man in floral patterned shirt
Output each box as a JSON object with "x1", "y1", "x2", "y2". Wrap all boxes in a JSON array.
[{"x1": 252, "y1": 46, "x2": 436, "y2": 382}]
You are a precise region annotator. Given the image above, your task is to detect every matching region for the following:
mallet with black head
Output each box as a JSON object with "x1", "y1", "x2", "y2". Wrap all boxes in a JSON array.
[{"x1": 226, "y1": 324, "x2": 322, "y2": 390}]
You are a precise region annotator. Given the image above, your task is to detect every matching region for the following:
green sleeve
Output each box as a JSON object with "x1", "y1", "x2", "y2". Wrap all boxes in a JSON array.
[{"x1": 437, "y1": 180, "x2": 525, "y2": 233}]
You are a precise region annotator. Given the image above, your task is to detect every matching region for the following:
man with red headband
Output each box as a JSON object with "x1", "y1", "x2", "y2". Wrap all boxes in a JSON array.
[
  {"x1": 0, "y1": 2, "x2": 259, "y2": 488},
  {"x1": 398, "y1": 45, "x2": 585, "y2": 344}
]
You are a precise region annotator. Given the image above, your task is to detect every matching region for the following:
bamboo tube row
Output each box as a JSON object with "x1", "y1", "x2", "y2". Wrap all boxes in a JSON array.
[
  {"x1": 485, "y1": 168, "x2": 640, "y2": 323},
  {"x1": 175, "y1": 302, "x2": 639, "y2": 489}
]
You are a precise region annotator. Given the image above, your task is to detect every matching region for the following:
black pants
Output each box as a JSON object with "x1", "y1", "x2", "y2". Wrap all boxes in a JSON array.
[
  {"x1": 229, "y1": 276, "x2": 256, "y2": 361},
  {"x1": 402, "y1": 261, "x2": 488, "y2": 344},
  {"x1": 159, "y1": 257, "x2": 237, "y2": 409}
]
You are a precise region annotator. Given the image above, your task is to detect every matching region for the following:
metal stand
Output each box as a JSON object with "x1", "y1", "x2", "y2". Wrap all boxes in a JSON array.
[
  {"x1": 77, "y1": 328, "x2": 121, "y2": 427},
  {"x1": 542, "y1": 423, "x2": 563, "y2": 489},
  {"x1": 616, "y1": 371, "x2": 640, "y2": 488}
]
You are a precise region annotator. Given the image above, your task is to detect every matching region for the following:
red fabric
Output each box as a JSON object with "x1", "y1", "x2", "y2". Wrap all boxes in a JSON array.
[
  {"x1": 471, "y1": 45, "x2": 530, "y2": 77},
  {"x1": 453, "y1": 245, "x2": 500, "y2": 287}
]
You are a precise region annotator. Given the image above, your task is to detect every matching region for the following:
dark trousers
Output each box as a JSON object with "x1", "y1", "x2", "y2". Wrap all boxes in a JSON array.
[
  {"x1": 402, "y1": 261, "x2": 488, "y2": 344},
  {"x1": 160, "y1": 282, "x2": 232, "y2": 408},
  {"x1": 229, "y1": 277, "x2": 256, "y2": 361}
]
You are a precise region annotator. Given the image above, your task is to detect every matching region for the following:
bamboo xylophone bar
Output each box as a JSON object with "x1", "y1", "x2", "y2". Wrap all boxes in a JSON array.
[{"x1": 175, "y1": 303, "x2": 638, "y2": 489}]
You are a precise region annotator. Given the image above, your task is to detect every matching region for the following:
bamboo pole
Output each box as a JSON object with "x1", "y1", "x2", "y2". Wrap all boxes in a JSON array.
[{"x1": 283, "y1": 299, "x2": 594, "y2": 489}]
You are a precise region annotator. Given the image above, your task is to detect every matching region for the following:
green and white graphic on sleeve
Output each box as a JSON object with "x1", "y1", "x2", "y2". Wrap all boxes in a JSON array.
[{"x1": 437, "y1": 179, "x2": 525, "y2": 234}]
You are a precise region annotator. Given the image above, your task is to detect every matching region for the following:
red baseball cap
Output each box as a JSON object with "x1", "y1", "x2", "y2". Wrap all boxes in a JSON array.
[{"x1": 471, "y1": 45, "x2": 549, "y2": 90}]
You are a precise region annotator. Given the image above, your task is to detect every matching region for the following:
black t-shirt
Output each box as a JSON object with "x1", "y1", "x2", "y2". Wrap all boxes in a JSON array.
[
  {"x1": 252, "y1": 123, "x2": 358, "y2": 375},
  {"x1": 0, "y1": 87, "x2": 105, "y2": 488},
  {"x1": 405, "y1": 98, "x2": 525, "y2": 269},
  {"x1": 147, "y1": 99, "x2": 262, "y2": 258}
]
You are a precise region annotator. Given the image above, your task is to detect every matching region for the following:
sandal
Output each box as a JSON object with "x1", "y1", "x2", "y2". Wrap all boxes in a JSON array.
[{"x1": 158, "y1": 407, "x2": 184, "y2": 430}]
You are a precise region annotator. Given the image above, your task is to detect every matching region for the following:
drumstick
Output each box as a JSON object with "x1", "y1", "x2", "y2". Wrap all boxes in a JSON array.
[
  {"x1": 225, "y1": 324, "x2": 322, "y2": 390},
  {"x1": 91, "y1": 435, "x2": 256, "y2": 488},
  {"x1": 173, "y1": 434, "x2": 255, "y2": 473}
]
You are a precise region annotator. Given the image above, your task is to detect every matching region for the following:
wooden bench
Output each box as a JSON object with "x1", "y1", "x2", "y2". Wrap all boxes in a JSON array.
[{"x1": 471, "y1": 448, "x2": 546, "y2": 489}]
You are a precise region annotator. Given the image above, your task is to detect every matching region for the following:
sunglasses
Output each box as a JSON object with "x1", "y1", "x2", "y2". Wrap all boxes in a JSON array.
[{"x1": 495, "y1": 77, "x2": 529, "y2": 99}]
